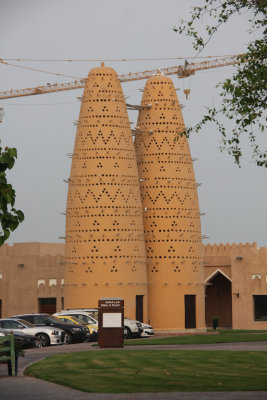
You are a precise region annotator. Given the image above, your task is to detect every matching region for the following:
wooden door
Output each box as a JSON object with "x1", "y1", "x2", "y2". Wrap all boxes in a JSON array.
[
  {"x1": 136, "y1": 295, "x2": 144, "y2": 322},
  {"x1": 185, "y1": 295, "x2": 196, "y2": 329}
]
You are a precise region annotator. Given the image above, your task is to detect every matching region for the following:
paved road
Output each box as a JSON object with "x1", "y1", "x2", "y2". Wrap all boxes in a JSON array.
[{"x1": 0, "y1": 341, "x2": 267, "y2": 400}]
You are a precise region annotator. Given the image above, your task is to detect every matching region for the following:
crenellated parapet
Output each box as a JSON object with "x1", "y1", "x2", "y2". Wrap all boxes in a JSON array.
[
  {"x1": 0, "y1": 242, "x2": 65, "y2": 257},
  {"x1": 203, "y1": 242, "x2": 266, "y2": 283},
  {"x1": 202, "y1": 242, "x2": 259, "y2": 258}
]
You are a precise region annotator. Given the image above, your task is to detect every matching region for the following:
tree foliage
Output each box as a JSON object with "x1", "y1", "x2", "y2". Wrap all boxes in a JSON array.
[
  {"x1": 0, "y1": 145, "x2": 24, "y2": 245},
  {"x1": 174, "y1": 0, "x2": 267, "y2": 167}
]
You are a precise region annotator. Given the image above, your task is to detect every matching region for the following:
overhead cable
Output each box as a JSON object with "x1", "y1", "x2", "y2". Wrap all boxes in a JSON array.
[
  {"x1": 0, "y1": 55, "x2": 237, "y2": 62},
  {"x1": 0, "y1": 59, "x2": 82, "y2": 79}
]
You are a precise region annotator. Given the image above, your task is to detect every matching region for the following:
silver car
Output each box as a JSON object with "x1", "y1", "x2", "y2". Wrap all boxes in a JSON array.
[{"x1": 0, "y1": 318, "x2": 65, "y2": 347}]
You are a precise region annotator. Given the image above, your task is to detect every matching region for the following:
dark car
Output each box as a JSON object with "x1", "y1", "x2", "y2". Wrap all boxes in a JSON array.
[
  {"x1": 11, "y1": 331, "x2": 37, "y2": 348},
  {"x1": 0, "y1": 331, "x2": 36, "y2": 348},
  {"x1": 12, "y1": 314, "x2": 89, "y2": 344}
]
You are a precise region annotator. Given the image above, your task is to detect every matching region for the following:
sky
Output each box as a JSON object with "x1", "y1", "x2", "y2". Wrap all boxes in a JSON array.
[{"x1": 0, "y1": 0, "x2": 266, "y2": 247}]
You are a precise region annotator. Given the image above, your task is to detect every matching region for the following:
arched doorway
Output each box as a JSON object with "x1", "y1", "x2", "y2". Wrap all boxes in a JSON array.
[{"x1": 205, "y1": 271, "x2": 232, "y2": 328}]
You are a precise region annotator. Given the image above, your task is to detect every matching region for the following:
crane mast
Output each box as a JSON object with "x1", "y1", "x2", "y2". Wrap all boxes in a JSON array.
[{"x1": 0, "y1": 55, "x2": 242, "y2": 100}]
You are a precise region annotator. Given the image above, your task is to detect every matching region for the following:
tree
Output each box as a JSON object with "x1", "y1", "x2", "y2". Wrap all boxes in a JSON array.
[
  {"x1": 0, "y1": 145, "x2": 24, "y2": 245},
  {"x1": 174, "y1": 0, "x2": 267, "y2": 167}
]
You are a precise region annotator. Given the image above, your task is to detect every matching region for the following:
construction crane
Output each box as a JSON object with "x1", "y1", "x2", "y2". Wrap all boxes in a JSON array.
[{"x1": 0, "y1": 55, "x2": 244, "y2": 100}]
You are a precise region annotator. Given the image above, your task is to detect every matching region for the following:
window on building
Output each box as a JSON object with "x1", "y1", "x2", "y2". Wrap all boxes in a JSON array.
[
  {"x1": 38, "y1": 298, "x2": 56, "y2": 314},
  {"x1": 0, "y1": 299, "x2": 2, "y2": 319},
  {"x1": 253, "y1": 295, "x2": 267, "y2": 321},
  {"x1": 37, "y1": 279, "x2": 45, "y2": 288}
]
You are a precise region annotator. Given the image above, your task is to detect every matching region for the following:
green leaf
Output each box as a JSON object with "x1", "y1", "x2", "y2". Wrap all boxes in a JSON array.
[
  {"x1": 3, "y1": 229, "x2": 10, "y2": 239},
  {"x1": 2, "y1": 190, "x2": 13, "y2": 204},
  {"x1": 15, "y1": 210, "x2": 25, "y2": 221},
  {"x1": 7, "y1": 148, "x2": 17, "y2": 158},
  {"x1": 0, "y1": 145, "x2": 24, "y2": 245}
]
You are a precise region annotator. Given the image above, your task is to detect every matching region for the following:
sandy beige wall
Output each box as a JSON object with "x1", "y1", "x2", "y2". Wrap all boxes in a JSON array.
[{"x1": 0, "y1": 243, "x2": 65, "y2": 318}]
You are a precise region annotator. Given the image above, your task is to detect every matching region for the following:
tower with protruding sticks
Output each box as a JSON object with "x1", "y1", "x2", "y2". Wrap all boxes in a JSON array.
[
  {"x1": 64, "y1": 65, "x2": 148, "y2": 320},
  {"x1": 135, "y1": 75, "x2": 205, "y2": 331}
]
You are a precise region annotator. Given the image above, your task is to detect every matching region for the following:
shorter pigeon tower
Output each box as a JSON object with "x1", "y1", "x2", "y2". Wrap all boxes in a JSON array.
[{"x1": 135, "y1": 75, "x2": 205, "y2": 331}]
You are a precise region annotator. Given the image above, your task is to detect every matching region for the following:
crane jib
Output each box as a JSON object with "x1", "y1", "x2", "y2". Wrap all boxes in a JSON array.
[{"x1": 0, "y1": 56, "x2": 244, "y2": 100}]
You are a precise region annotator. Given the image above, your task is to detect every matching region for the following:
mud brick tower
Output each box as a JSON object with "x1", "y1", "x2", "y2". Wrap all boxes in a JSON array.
[
  {"x1": 64, "y1": 65, "x2": 148, "y2": 320},
  {"x1": 134, "y1": 75, "x2": 205, "y2": 331}
]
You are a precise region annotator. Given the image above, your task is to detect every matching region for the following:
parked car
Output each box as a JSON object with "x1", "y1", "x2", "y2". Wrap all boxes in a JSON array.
[
  {"x1": 56, "y1": 309, "x2": 143, "y2": 339},
  {"x1": 123, "y1": 326, "x2": 127, "y2": 338},
  {"x1": 54, "y1": 310, "x2": 98, "y2": 328},
  {"x1": 11, "y1": 314, "x2": 88, "y2": 344},
  {"x1": 59, "y1": 308, "x2": 99, "y2": 319},
  {"x1": 123, "y1": 318, "x2": 143, "y2": 338},
  {"x1": 0, "y1": 318, "x2": 65, "y2": 347},
  {"x1": 0, "y1": 330, "x2": 37, "y2": 348},
  {"x1": 141, "y1": 323, "x2": 154, "y2": 337},
  {"x1": 55, "y1": 315, "x2": 98, "y2": 342}
]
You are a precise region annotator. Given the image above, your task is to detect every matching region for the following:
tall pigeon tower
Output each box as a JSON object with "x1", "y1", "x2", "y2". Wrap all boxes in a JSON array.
[
  {"x1": 64, "y1": 65, "x2": 148, "y2": 321},
  {"x1": 135, "y1": 75, "x2": 205, "y2": 331}
]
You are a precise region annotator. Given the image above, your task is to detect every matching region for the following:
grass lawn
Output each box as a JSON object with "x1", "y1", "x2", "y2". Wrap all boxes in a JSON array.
[
  {"x1": 25, "y1": 350, "x2": 267, "y2": 393},
  {"x1": 125, "y1": 329, "x2": 267, "y2": 346}
]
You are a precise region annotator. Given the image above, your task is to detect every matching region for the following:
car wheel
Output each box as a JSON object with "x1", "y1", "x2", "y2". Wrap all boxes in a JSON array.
[
  {"x1": 65, "y1": 332, "x2": 73, "y2": 344},
  {"x1": 126, "y1": 327, "x2": 132, "y2": 339},
  {"x1": 35, "y1": 333, "x2": 50, "y2": 347}
]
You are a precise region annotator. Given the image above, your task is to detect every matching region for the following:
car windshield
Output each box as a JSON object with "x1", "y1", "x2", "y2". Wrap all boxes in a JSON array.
[{"x1": 17, "y1": 319, "x2": 35, "y2": 328}]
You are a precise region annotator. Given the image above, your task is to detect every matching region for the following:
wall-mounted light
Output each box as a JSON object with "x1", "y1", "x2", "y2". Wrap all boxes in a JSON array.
[
  {"x1": 236, "y1": 257, "x2": 243, "y2": 261},
  {"x1": 233, "y1": 292, "x2": 240, "y2": 298}
]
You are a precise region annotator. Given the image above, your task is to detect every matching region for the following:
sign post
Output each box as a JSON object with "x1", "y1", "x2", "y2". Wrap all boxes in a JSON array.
[{"x1": 98, "y1": 298, "x2": 124, "y2": 348}]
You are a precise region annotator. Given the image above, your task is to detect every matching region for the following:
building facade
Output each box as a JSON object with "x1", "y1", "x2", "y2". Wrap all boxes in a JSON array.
[
  {"x1": 0, "y1": 241, "x2": 266, "y2": 330},
  {"x1": 0, "y1": 242, "x2": 65, "y2": 318},
  {"x1": 203, "y1": 242, "x2": 267, "y2": 330}
]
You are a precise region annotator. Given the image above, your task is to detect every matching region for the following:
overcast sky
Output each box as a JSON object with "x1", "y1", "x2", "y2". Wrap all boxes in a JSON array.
[{"x1": 0, "y1": 0, "x2": 266, "y2": 247}]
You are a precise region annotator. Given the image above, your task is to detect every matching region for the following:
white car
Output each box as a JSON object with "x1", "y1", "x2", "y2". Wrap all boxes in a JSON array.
[
  {"x1": 141, "y1": 323, "x2": 154, "y2": 337},
  {"x1": 55, "y1": 309, "x2": 143, "y2": 338},
  {"x1": 0, "y1": 318, "x2": 65, "y2": 347},
  {"x1": 124, "y1": 318, "x2": 143, "y2": 338}
]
